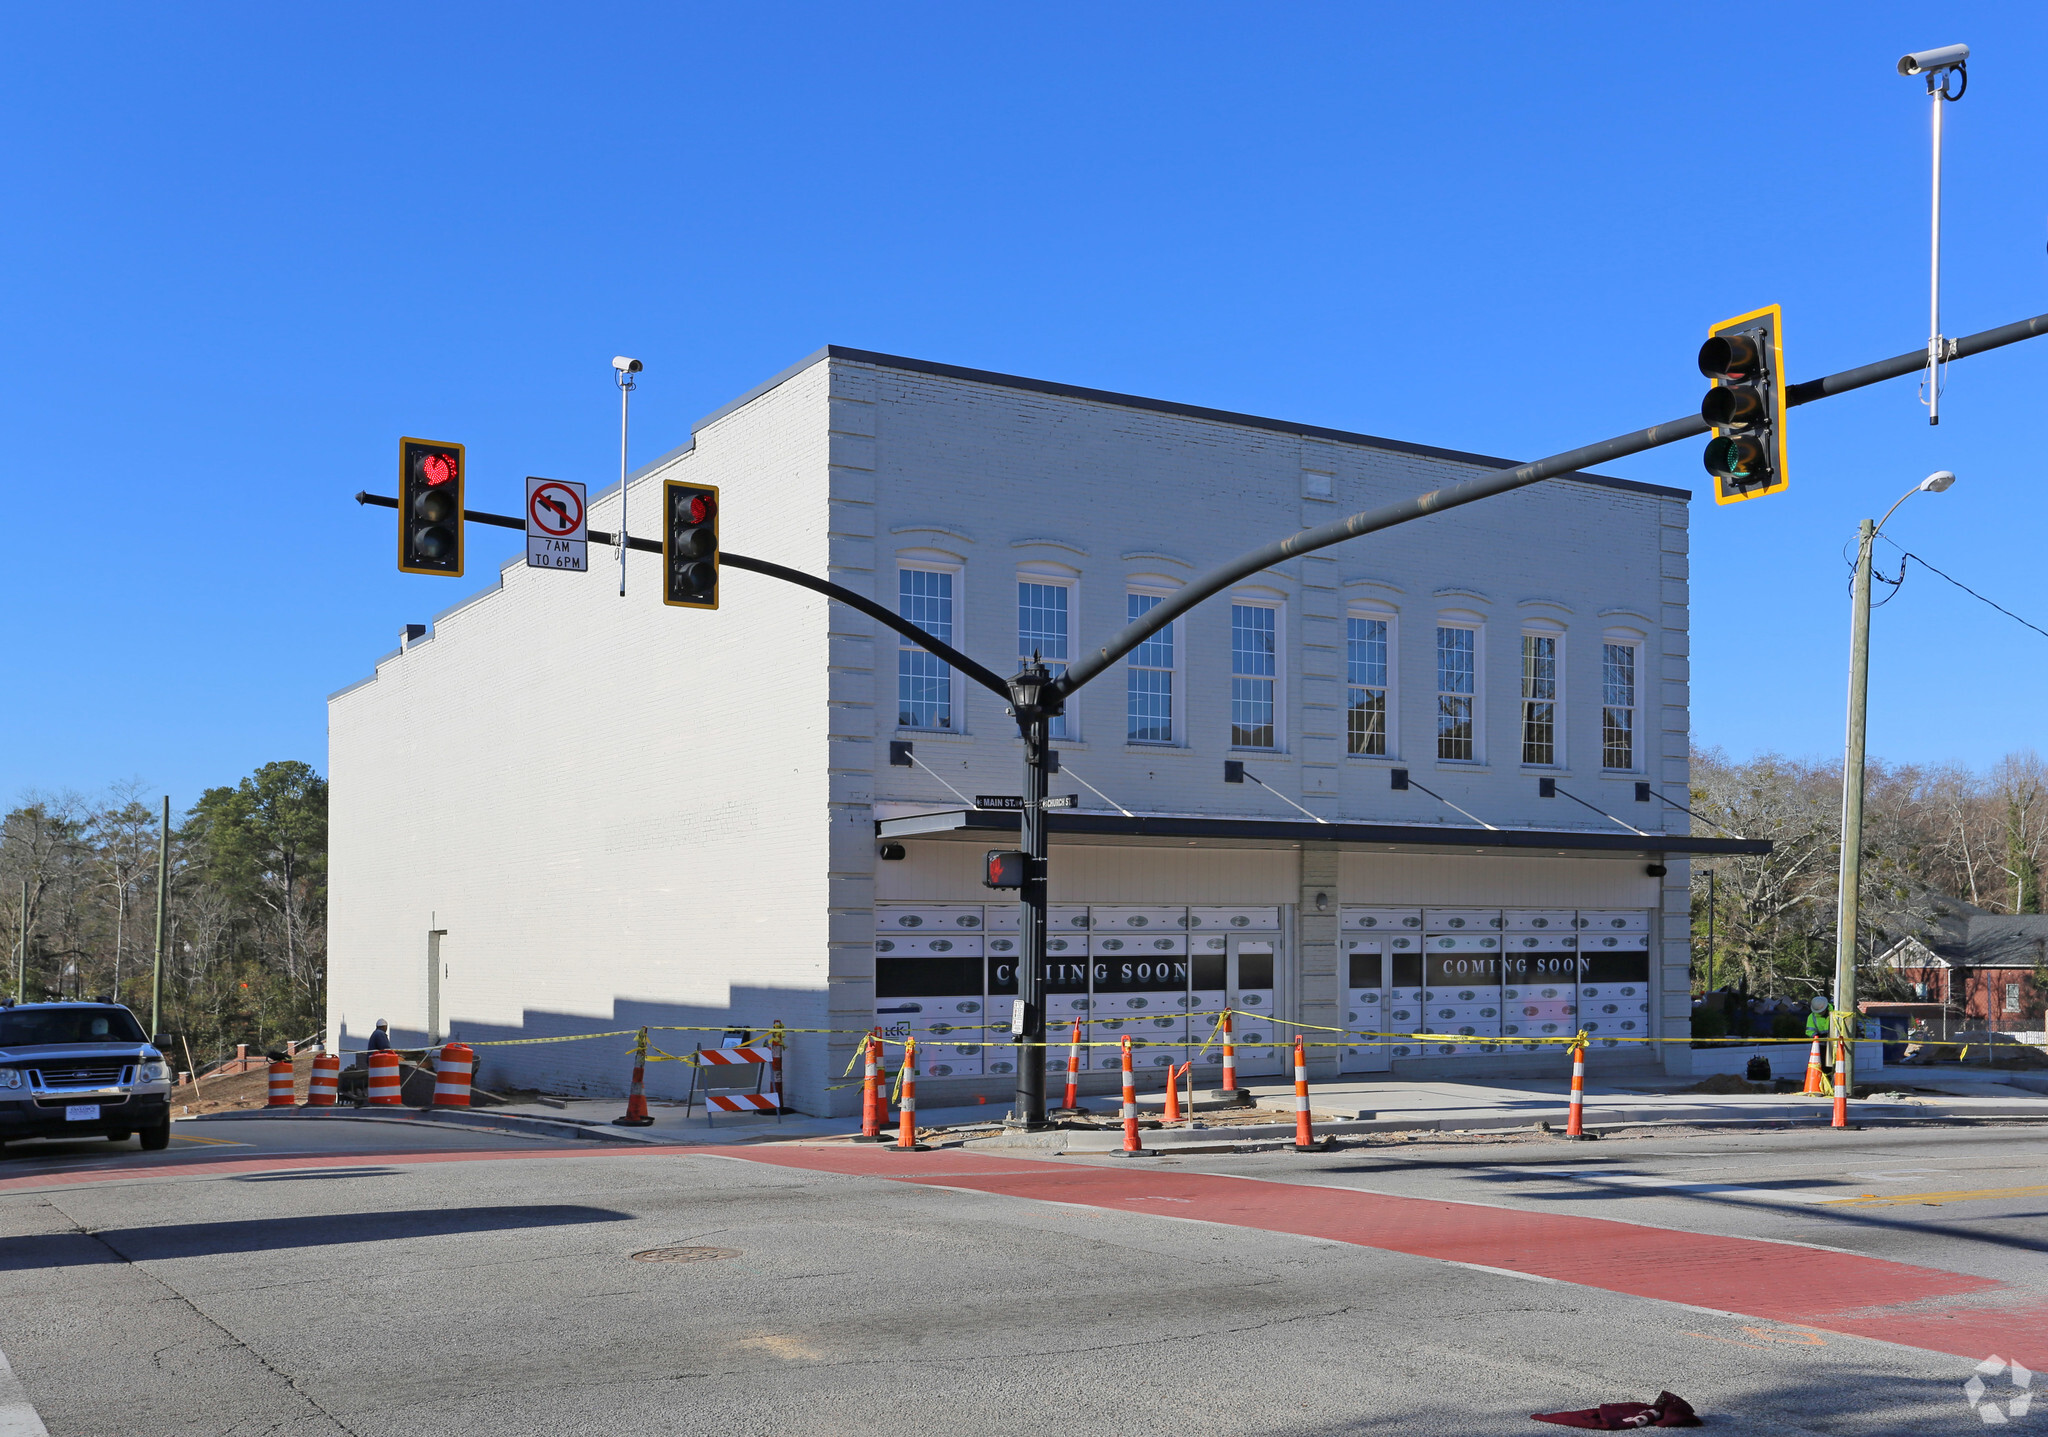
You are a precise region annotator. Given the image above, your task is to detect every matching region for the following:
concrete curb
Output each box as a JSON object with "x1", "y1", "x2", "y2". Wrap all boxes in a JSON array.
[{"x1": 178, "y1": 1106, "x2": 679, "y2": 1146}]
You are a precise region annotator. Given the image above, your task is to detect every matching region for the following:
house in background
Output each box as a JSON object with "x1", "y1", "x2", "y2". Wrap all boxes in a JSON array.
[{"x1": 1880, "y1": 901, "x2": 2048, "y2": 1030}]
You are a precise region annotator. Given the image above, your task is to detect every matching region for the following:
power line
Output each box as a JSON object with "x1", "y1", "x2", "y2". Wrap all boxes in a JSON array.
[{"x1": 1875, "y1": 532, "x2": 2048, "y2": 643}]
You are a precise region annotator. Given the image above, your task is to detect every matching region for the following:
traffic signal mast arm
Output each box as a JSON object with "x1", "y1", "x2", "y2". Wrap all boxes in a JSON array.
[
  {"x1": 354, "y1": 491, "x2": 1010, "y2": 697},
  {"x1": 1056, "y1": 307, "x2": 2048, "y2": 698}
]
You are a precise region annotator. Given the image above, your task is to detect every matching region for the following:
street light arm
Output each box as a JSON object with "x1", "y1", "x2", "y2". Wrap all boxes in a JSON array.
[{"x1": 1058, "y1": 308, "x2": 2048, "y2": 699}]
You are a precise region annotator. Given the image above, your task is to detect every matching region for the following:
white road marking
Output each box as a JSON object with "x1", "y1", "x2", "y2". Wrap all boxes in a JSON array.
[{"x1": 0, "y1": 1348, "x2": 49, "y2": 1437}]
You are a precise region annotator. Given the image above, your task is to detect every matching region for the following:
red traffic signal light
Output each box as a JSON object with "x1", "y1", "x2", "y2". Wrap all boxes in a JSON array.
[
  {"x1": 398, "y1": 438, "x2": 465, "y2": 575},
  {"x1": 983, "y1": 850, "x2": 1027, "y2": 890},
  {"x1": 662, "y1": 480, "x2": 720, "y2": 609}
]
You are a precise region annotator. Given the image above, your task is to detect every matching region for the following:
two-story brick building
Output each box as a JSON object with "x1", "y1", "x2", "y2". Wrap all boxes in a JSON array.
[{"x1": 327, "y1": 347, "x2": 1765, "y2": 1113}]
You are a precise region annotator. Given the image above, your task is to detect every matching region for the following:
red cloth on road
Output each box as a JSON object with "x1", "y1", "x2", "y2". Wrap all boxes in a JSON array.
[{"x1": 1532, "y1": 1391, "x2": 1700, "y2": 1428}]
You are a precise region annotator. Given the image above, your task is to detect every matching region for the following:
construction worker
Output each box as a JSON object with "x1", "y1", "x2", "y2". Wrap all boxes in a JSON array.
[
  {"x1": 1807, "y1": 997, "x2": 1835, "y2": 1093},
  {"x1": 368, "y1": 1019, "x2": 393, "y2": 1052}
]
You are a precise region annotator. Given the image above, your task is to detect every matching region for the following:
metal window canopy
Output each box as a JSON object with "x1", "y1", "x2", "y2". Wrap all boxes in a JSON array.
[{"x1": 874, "y1": 807, "x2": 1770, "y2": 859}]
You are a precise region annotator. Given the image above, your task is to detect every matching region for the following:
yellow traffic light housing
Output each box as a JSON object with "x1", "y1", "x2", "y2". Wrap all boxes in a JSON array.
[
  {"x1": 398, "y1": 438, "x2": 465, "y2": 575},
  {"x1": 662, "y1": 480, "x2": 720, "y2": 609},
  {"x1": 1700, "y1": 305, "x2": 1787, "y2": 505}
]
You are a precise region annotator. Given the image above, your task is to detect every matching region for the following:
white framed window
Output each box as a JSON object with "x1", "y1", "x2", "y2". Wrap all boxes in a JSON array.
[
  {"x1": 1601, "y1": 638, "x2": 1640, "y2": 770},
  {"x1": 1436, "y1": 624, "x2": 1478, "y2": 761},
  {"x1": 1346, "y1": 614, "x2": 1391, "y2": 756},
  {"x1": 1018, "y1": 577, "x2": 1072, "y2": 739},
  {"x1": 1230, "y1": 602, "x2": 1279, "y2": 750},
  {"x1": 1126, "y1": 591, "x2": 1176, "y2": 744},
  {"x1": 897, "y1": 565, "x2": 959, "y2": 730},
  {"x1": 1520, "y1": 631, "x2": 1560, "y2": 766}
]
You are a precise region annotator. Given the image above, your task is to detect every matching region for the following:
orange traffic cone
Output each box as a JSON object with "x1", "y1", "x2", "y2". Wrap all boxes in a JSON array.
[
  {"x1": 854, "y1": 1031, "x2": 886, "y2": 1142},
  {"x1": 1163, "y1": 1061, "x2": 1183, "y2": 1124},
  {"x1": 1056, "y1": 1020, "x2": 1083, "y2": 1115},
  {"x1": 306, "y1": 1051, "x2": 340, "y2": 1106},
  {"x1": 366, "y1": 1049, "x2": 403, "y2": 1105},
  {"x1": 1220, "y1": 1009, "x2": 1239, "y2": 1099},
  {"x1": 613, "y1": 1027, "x2": 655, "y2": 1127},
  {"x1": 266, "y1": 1054, "x2": 295, "y2": 1107},
  {"x1": 889, "y1": 1038, "x2": 930, "y2": 1151},
  {"x1": 1564, "y1": 1034, "x2": 1589, "y2": 1139},
  {"x1": 1118, "y1": 1034, "x2": 1151, "y2": 1156},
  {"x1": 1291, "y1": 1037, "x2": 1320, "y2": 1152},
  {"x1": 1831, "y1": 1034, "x2": 1850, "y2": 1129},
  {"x1": 1802, "y1": 1038, "x2": 1828, "y2": 1094}
]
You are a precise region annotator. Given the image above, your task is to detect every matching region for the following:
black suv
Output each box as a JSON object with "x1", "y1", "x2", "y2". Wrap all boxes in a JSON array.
[{"x1": 0, "y1": 1002, "x2": 174, "y2": 1151}]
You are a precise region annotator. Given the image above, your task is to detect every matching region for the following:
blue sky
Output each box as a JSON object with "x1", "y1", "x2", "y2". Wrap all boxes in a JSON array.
[{"x1": 4, "y1": 3, "x2": 2045, "y2": 812}]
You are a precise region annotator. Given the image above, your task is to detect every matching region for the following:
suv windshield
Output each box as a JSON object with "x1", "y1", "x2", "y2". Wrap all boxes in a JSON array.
[{"x1": 0, "y1": 1007, "x2": 148, "y2": 1047}]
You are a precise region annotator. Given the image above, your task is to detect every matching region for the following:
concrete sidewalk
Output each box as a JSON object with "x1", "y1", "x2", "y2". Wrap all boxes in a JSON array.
[{"x1": 189, "y1": 1067, "x2": 2048, "y2": 1152}]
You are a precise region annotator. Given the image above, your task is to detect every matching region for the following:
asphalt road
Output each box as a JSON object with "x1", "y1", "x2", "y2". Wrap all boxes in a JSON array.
[{"x1": 1, "y1": 1118, "x2": 2041, "y2": 1436}]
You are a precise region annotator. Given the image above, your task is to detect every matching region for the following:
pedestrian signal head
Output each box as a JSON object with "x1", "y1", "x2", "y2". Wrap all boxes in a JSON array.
[
  {"x1": 983, "y1": 850, "x2": 1027, "y2": 890},
  {"x1": 662, "y1": 480, "x2": 720, "y2": 609},
  {"x1": 1698, "y1": 305, "x2": 1787, "y2": 506},
  {"x1": 398, "y1": 438, "x2": 465, "y2": 575}
]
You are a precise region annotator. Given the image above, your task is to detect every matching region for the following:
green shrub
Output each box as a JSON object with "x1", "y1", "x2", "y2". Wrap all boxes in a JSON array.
[{"x1": 1690, "y1": 1009, "x2": 1728, "y2": 1040}]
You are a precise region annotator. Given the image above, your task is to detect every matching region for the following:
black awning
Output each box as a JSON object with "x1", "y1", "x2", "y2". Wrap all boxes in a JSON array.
[{"x1": 875, "y1": 807, "x2": 1770, "y2": 857}]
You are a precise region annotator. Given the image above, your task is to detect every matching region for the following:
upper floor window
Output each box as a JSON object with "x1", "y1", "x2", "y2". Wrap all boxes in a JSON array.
[
  {"x1": 1230, "y1": 604, "x2": 1278, "y2": 749},
  {"x1": 898, "y1": 568, "x2": 954, "y2": 730},
  {"x1": 1126, "y1": 592, "x2": 1174, "y2": 743},
  {"x1": 1436, "y1": 625, "x2": 1476, "y2": 761},
  {"x1": 1521, "y1": 634, "x2": 1558, "y2": 766},
  {"x1": 1346, "y1": 616, "x2": 1388, "y2": 756},
  {"x1": 1019, "y1": 581, "x2": 1070, "y2": 739},
  {"x1": 1601, "y1": 642, "x2": 1638, "y2": 769}
]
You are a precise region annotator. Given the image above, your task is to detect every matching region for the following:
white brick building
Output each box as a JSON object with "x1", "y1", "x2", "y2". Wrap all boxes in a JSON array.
[{"x1": 327, "y1": 348, "x2": 1761, "y2": 1113}]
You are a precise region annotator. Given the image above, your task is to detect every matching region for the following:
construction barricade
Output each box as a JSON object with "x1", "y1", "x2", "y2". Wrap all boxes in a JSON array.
[
  {"x1": 365, "y1": 1049, "x2": 403, "y2": 1106},
  {"x1": 306, "y1": 1051, "x2": 339, "y2": 1106},
  {"x1": 266, "y1": 1054, "x2": 295, "y2": 1107},
  {"x1": 1291, "y1": 1036, "x2": 1319, "y2": 1152},
  {"x1": 685, "y1": 1042, "x2": 781, "y2": 1127},
  {"x1": 855, "y1": 1031, "x2": 886, "y2": 1141},
  {"x1": 1564, "y1": 1032, "x2": 1589, "y2": 1139},
  {"x1": 433, "y1": 1042, "x2": 475, "y2": 1108}
]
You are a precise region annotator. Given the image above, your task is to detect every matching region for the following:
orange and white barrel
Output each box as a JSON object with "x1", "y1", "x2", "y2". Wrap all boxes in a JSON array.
[
  {"x1": 267, "y1": 1056, "x2": 295, "y2": 1107},
  {"x1": 306, "y1": 1052, "x2": 340, "y2": 1106},
  {"x1": 433, "y1": 1042, "x2": 475, "y2": 1107},
  {"x1": 366, "y1": 1049, "x2": 403, "y2": 1106}
]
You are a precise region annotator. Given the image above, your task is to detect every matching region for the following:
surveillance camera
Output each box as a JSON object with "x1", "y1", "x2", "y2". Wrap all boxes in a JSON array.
[
  {"x1": 612, "y1": 356, "x2": 643, "y2": 374},
  {"x1": 1898, "y1": 43, "x2": 1968, "y2": 76}
]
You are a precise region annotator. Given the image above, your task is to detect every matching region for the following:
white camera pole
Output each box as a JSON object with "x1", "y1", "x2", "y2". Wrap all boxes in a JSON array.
[
  {"x1": 1900, "y1": 44, "x2": 1968, "y2": 425},
  {"x1": 612, "y1": 357, "x2": 642, "y2": 595}
]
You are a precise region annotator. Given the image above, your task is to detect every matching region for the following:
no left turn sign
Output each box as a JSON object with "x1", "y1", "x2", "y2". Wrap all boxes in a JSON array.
[{"x1": 525, "y1": 477, "x2": 588, "y2": 571}]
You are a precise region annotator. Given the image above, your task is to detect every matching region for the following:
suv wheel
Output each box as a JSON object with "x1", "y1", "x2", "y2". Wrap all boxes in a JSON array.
[{"x1": 139, "y1": 1119, "x2": 171, "y2": 1152}]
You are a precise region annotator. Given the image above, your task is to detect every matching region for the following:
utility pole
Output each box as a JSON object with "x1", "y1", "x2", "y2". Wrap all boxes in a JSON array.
[
  {"x1": 151, "y1": 795, "x2": 169, "y2": 1036},
  {"x1": 1833, "y1": 473, "x2": 1955, "y2": 1100},
  {"x1": 1833, "y1": 518, "x2": 1875, "y2": 1099}
]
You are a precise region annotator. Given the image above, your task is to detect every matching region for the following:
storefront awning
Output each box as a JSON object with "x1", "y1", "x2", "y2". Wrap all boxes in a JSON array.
[{"x1": 874, "y1": 808, "x2": 1770, "y2": 858}]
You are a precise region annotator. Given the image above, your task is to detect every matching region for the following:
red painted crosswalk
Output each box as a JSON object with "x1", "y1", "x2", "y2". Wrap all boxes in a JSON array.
[{"x1": 729, "y1": 1145, "x2": 2048, "y2": 1369}]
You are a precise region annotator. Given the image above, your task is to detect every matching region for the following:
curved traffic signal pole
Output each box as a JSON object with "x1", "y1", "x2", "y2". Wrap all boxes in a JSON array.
[
  {"x1": 354, "y1": 491, "x2": 1010, "y2": 698},
  {"x1": 1057, "y1": 309, "x2": 2048, "y2": 699}
]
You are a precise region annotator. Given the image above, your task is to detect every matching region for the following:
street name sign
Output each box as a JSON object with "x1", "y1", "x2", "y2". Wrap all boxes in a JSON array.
[
  {"x1": 976, "y1": 795, "x2": 1025, "y2": 810},
  {"x1": 525, "y1": 477, "x2": 588, "y2": 571},
  {"x1": 1042, "y1": 794, "x2": 1078, "y2": 809}
]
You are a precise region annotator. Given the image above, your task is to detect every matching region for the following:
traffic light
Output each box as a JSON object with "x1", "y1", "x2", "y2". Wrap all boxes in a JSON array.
[
  {"x1": 1698, "y1": 305, "x2": 1787, "y2": 505},
  {"x1": 984, "y1": 850, "x2": 1027, "y2": 889},
  {"x1": 662, "y1": 480, "x2": 720, "y2": 609},
  {"x1": 398, "y1": 438, "x2": 465, "y2": 575}
]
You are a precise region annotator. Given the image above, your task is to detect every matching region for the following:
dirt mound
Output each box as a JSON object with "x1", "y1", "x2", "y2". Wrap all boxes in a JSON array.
[
  {"x1": 1675, "y1": 1073, "x2": 1769, "y2": 1095},
  {"x1": 173, "y1": 1055, "x2": 313, "y2": 1115}
]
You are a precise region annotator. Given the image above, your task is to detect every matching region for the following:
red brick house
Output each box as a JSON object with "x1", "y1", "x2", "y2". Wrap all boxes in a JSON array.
[{"x1": 1879, "y1": 907, "x2": 2048, "y2": 1031}]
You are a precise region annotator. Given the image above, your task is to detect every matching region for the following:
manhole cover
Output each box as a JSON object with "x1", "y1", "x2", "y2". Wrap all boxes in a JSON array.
[{"x1": 630, "y1": 1246, "x2": 741, "y2": 1263}]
